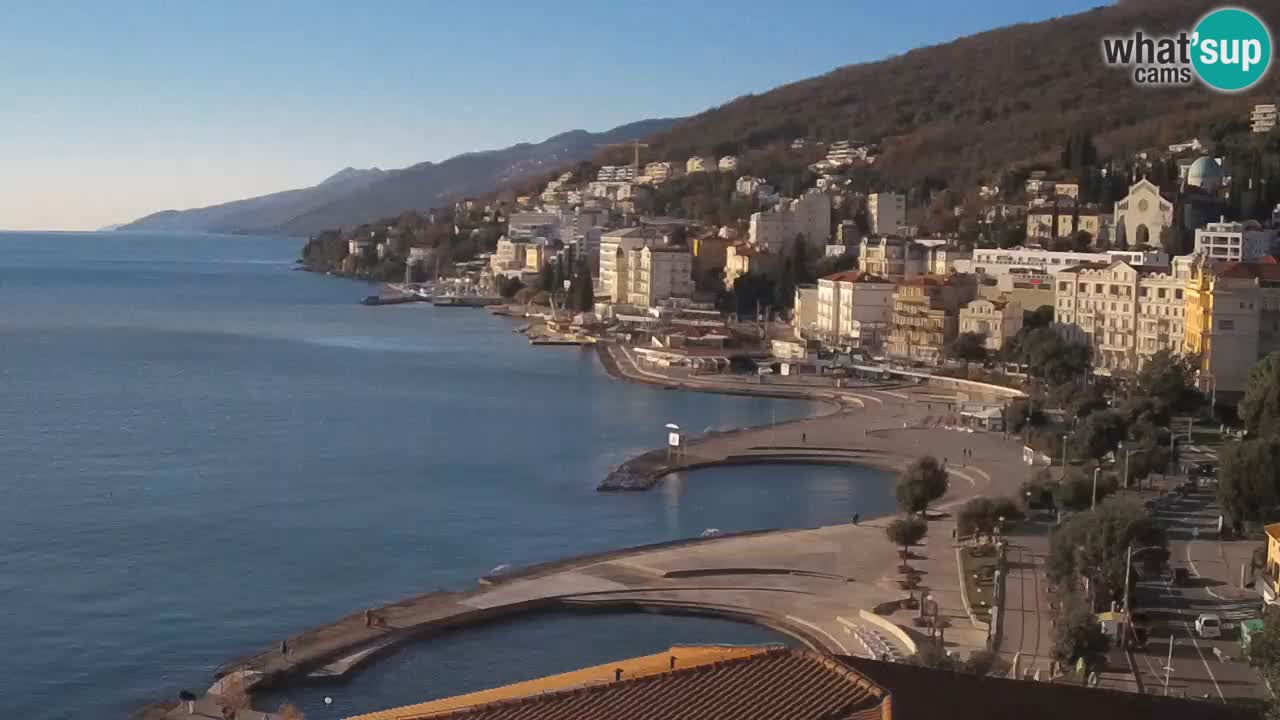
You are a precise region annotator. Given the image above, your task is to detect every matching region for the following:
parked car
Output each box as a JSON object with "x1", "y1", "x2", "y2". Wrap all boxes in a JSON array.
[
  {"x1": 1173, "y1": 567, "x2": 1191, "y2": 586},
  {"x1": 1196, "y1": 613, "x2": 1222, "y2": 639}
]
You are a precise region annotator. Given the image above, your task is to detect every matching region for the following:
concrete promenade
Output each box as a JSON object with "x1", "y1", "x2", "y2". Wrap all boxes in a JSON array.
[{"x1": 197, "y1": 342, "x2": 1037, "y2": 717}]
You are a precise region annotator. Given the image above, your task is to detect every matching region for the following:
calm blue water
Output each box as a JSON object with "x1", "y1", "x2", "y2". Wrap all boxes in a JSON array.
[{"x1": 0, "y1": 232, "x2": 894, "y2": 719}]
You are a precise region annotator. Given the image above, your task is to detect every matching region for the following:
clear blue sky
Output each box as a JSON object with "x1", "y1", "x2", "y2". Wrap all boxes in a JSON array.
[{"x1": 0, "y1": 0, "x2": 1105, "y2": 230}]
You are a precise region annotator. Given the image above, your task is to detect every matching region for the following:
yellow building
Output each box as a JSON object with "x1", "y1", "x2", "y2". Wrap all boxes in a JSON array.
[
  {"x1": 1264, "y1": 524, "x2": 1280, "y2": 604},
  {"x1": 884, "y1": 275, "x2": 977, "y2": 365},
  {"x1": 1184, "y1": 258, "x2": 1280, "y2": 401}
]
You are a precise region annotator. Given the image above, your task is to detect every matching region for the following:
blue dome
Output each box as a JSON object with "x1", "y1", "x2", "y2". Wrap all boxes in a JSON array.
[{"x1": 1187, "y1": 156, "x2": 1224, "y2": 191}]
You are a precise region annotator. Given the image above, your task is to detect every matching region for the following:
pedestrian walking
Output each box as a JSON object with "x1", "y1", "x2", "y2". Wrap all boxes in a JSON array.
[
  {"x1": 280, "y1": 639, "x2": 288, "y2": 656},
  {"x1": 802, "y1": 432, "x2": 807, "y2": 443},
  {"x1": 365, "y1": 609, "x2": 373, "y2": 628}
]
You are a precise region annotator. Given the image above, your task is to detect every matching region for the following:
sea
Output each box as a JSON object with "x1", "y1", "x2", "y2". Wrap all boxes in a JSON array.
[{"x1": 0, "y1": 231, "x2": 896, "y2": 719}]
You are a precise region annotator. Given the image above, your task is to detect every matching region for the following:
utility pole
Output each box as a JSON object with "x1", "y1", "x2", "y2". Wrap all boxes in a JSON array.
[{"x1": 1092, "y1": 467, "x2": 1100, "y2": 509}]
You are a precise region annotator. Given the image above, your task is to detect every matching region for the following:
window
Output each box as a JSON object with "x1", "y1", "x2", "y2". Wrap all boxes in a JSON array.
[
  {"x1": 1059, "y1": 282, "x2": 1069, "y2": 292},
  {"x1": 1110, "y1": 302, "x2": 1117, "y2": 311},
  {"x1": 1095, "y1": 283, "x2": 1104, "y2": 293},
  {"x1": 1139, "y1": 287, "x2": 1148, "y2": 297},
  {"x1": 1175, "y1": 289, "x2": 1183, "y2": 300},
  {"x1": 1221, "y1": 319, "x2": 1235, "y2": 330},
  {"x1": 1157, "y1": 288, "x2": 1166, "y2": 299},
  {"x1": 1078, "y1": 283, "x2": 1087, "y2": 293}
]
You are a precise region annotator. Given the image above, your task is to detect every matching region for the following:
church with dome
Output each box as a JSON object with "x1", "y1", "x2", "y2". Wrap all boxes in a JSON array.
[{"x1": 1113, "y1": 155, "x2": 1228, "y2": 251}]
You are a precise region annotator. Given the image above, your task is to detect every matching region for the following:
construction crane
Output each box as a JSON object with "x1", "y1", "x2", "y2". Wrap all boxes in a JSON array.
[{"x1": 597, "y1": 140, "x2": 649, "y2": 178}]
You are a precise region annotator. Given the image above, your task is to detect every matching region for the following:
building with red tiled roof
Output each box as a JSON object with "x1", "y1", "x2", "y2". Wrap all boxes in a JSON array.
[
  {"x1": 1185, "y1": 257, "x2": 1280, "y2": 403},
  {"x1": 347, "y1": 646, "x2": 1258, "y2": 720}
]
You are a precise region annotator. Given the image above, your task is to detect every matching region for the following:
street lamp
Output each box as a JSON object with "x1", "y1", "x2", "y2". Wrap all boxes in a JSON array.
[
  {"x1": 1091, "y1": 467, "x2": 1101, "y2": 509},
  {"x1": 1121, "y1": 544, "x2": 1165, "y2": 649}
]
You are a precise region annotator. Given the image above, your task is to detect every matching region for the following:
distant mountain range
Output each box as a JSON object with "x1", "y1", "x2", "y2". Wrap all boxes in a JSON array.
[{"x1": 118, "y1": 118, "x2": 679, "y2": 237}]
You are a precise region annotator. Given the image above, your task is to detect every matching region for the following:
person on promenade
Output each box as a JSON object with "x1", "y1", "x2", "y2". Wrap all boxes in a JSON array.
[
  {"x1": 802, "y1": 432, "x2": 806, "y2": 443},
  {"x1": 280, "y1": 639, "x2": 288, "y2": 656}
]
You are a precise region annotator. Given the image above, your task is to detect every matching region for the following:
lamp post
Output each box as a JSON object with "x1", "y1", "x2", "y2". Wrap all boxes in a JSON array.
[
  {"x1": 1092, "y1": 467, "x2": 1100, "y2": 509},
  {"x1": 1121, "y1": 544, "x2": 1165, "y2": 649}
]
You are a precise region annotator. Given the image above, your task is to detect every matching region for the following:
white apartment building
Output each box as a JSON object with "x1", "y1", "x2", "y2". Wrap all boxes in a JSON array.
[
  {"x1": 815, "y1": 271, "x2": 896, "y2": 349},
  {"x1": 686, "y1": 156, "x2": 716, "y2": 173},
  {"x1": 625, "y1": 245, "x2": 694, "y2": 307},
  {"x1": 957, "y1": 247, "x2": 1168, "y2": 279},
  {"x1": 718, "y1": 155, "x2": 738, "y2": 172},
  {"x1": 490, "y1": 237, "x2": 529, "y2": 273},
  {"x1": 857, "y1": 237, "x2": 966, "y2": 281},
  {"x1": 599, "y1": 226, "x2": 671, "y2": 302},
  {"x1": 507, "y1": 213, "x2": 562, "y2": 243},
  {"x1": 824, "y1": 140, "x2": 864, "y2": 167},
  {"x1": 597, "y1": 165, "x2": 637, "y2": 182},
  {"x1": 959, "y1": 298, "x2": 1023, "y2": 352},
  {"x1": 748, "y1": 189, "x2": 831, "y2": 252},
  {"x1": 1252, "y1": 103, "x2": 1278, "y2": 134},
  {"x1": 1193, "y1": 219, "x2": 1277, "y2": 262},
  {"x1": 793, "y1": 285, "x2": 819, "y2": 336},
  {"x1": 1053, "y1": 257, "x2": 1193, "y2": 373},
  {"x1": 736, "y1": 176, "x2": 774, "y2": 198},
  {"x1": 643, "y1": 161, "x2": 682, "y2": 183},
  {"x1": 867, "y1": 193, "x2": 905, "y2": 236}
]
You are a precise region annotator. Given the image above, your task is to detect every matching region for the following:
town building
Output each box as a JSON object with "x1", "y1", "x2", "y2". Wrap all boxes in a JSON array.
[
  {"x1": 1024, "y1": 206, "x2": 1113, "y2": 244},
  {"x1": 718, "y1": 155, "x2": 738, "y2": 172},
  {"x1": 1112, "y1": 179, "x2": 1175, "y2": 248},
  {"x1": 1184, "y1": 259, "x2": 1280, "y2": 402},
  {"x1": 597, "y1": 165, "x2": 637, "y2": 182},
  {"x1": 599, "y1": 226, "x2": 669, "y2": 302},
  {"x1": 1168, "y1": 138, "x2": 1205, "y2": 154},
  {"x1": 523, "y1": 243, "x2": 548, "y2": 273},
  {"x1": 735, "y1": 176, "x2": 773, "y2": 198},
  {"x1": 824, "y1": 140, "x2": 864, "y2": 167},
  {"x1": 642, "y1": 161, "x2": 682, "y2": 184},
  {"x1": 348, "y1": 643, "x2": 1256, "y2": 720},
  {"x1": 489, "y1": 237, "x2": 529, "y2": 274},
  {"x1": 1025, "y1": 176, "x2": 1055, "y2": 198},
  {"x1": 724, "y1": 243, "x2": 783, "y2": 287},
  {"x1": 1253, "y1": 103, "x2": 1278, "y2": 134},
  {"x1": 748, "y1": 189, "x2": 831, "y2": 252},
  {"x1": 793, "y1": 284, "x2": 819, "y2": 336},
  {"x1": 623, "y1": 245, "x2": 694, "y2": 307},
  {"x1": 685, "y1": 155, "x2": 716, "y2": 173},
  {"x1": 884, "y1": 275, "x2": 978, "y2": 365},
  {"x1": 1053, "y1": 257, "x2": 1193, "y2": 373},
  {"x1": 957, "y1": 246, "x2": 1168, "y2": 279},
  {"x1": 1193, "y1": 218, "x2": 1277, "y2": 263},
  {"x1": 691, "y1": 233, "x2": 731, "y2": 284},
  {"x1": 977, "y1": 268, "x2": 1056, "y2": 310},
  {"x1": 866, "y1": 193, "x2": 905, "y2": 235},
  {"x1": 815, "y1": 271, "x2": 896, "y2": 349},
  {"x1": 857, "y1": 237, "x2": 966, "y2": 282},
  {"x1": 959, "y1": 297, "x2": 1023, "y2": 352},
  {"x1": 507, "y1": 212, "x2": 561, "y2": 243}
]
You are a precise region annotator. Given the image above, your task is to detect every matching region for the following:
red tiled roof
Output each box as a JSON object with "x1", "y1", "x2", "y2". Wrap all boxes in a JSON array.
[
  {"x1": 840, "y1": 656, "x2": 1258, "y2": 720},
  {"x1": 1217, "y1": 261, "x2": 1280, "y2": 281},
  {"x1": 426, "y1": 649, "x2": 887, "y2": 720}
]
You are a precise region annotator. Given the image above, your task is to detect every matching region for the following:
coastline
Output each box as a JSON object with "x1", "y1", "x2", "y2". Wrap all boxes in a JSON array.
[{"x1": 190, "y1": 293, "x2": 1032, "y2": 715}]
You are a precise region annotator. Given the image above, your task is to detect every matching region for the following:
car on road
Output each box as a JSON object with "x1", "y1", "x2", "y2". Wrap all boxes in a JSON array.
[{"x1": 1196, "y1": 613, "x2": 1223, "y2": 639}]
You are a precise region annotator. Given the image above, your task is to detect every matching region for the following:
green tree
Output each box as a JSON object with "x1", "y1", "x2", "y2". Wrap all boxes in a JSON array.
[
  {"x1": 896, "y1": 456, "x2": 950, "y2": 516},
  {"x1": 1019, "y1": 327, "x2": 1091, "y2": 386},
  {"x1": 910, "y1": 641, "x2": 958, "y2": 671},
  {"x1": 885, "y1": 516, "x2": 928, "y2": 557},
  {"x1": 497, "y1": 276, "x2": 525, "y2": 299},
  {"x1": 1047, "y1": 499, "x2": 1167, "y2": 605},
  {"x1": 1135, "y1": 350, "x2": 1201, "y2": 415},
  {"x1": 1072, "y1": 410, "x2": 1128, "y2": 462},
  {"x1": 1052, "y1": 592, "x2": 1110, "y2": 673},
  {"x1": 1023, "y1": 305, "x2": 1056, "y2": 330},
  {"x1": 1249, "y1": 606, "x2": 1280, "y2": 690},
  {"x1": 568, "y1": 260, "x2": 594, "y2": 312},
  {"x1": 1241, "y1": 352, "x2": 1280, "y2": 436},
  {"x1": 946, "y1": 332, "x2": 988, "y2": 364},
  {"x1": 1052, "y1": 468, "x2": 1114, "y2": 512},
  {"x1": 1218, "y1": 436, "x2": 1280, "y2": 529},
  {"x1": 539, "y1": 261, "x2": 556, "y2": 292},
  {"x1": 962, "y1": 649, "x2": 1011, "y2": 677}
]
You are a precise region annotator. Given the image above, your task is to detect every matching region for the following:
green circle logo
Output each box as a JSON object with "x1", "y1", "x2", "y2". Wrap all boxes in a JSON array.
[{"x1": 1192, "y1": 7, "x2": 1272, "y2": 92}]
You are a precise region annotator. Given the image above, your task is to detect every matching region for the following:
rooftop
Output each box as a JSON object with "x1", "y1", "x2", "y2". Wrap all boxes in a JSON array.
[
  {"x1": 352, "y1": 647, "x2": 886, "y2": 720},
  {"x1": 822, "y1": 270, "x2": 890, "y2": 284},
  {"x1": 842, "y1": 656, "x2": 1258, "y2": 720}
]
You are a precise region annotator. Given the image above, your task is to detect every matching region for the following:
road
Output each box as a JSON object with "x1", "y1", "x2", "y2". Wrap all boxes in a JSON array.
[{"x1": 1129, "y1": 487, "x2": 1268, "y2": 703}]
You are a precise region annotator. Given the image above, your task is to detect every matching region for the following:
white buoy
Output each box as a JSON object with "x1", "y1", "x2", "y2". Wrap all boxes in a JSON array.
[{"x1": 324, "y1": 696, "x2": 333, "y2": 705}]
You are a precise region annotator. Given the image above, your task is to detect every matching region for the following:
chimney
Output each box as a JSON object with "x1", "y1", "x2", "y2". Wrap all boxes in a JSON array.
[
  {"x1": 670, "y1": 656, "x2": 677, "y2": 670},
  {"x1": 615, "y1": 668, "x2": 623, "y2": 682}
]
